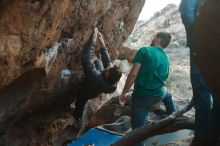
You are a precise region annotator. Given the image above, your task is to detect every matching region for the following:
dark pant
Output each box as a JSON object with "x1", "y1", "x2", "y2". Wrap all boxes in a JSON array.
[
  {"x1": 74, "y1": 95, "x2": 88, "y2": 119},
  {"x1": 191, "y1": 57, "x2": 212, "y2": 141},
  {"x1": 190, "y1": 52, "x2": 220, "y2": 143},
  {"x1": 182, "y1": 16, "x2": 220, "y2": 142},
  {"x1": 131, "y1": 89, "x2": 176, "y2": 146},
  {"x1": 211, "y1": 100, "x2": 220, "y2": 139}
]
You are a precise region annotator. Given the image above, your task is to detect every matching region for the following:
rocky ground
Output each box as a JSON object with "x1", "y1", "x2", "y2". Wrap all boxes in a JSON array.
[{"x1": 162, "y1": 136, "x2": 193, "y2": 146}]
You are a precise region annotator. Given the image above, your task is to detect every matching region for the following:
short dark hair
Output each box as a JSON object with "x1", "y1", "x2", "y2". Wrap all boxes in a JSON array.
[
  {"x1": 106, "y1": 66, "x2": 122, "y2": 85},
  {"x1": 155, "y1": 32, "x2": 171, "y2": 48}
]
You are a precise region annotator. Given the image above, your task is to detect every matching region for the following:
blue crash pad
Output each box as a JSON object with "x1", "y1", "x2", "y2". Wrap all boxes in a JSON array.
[{"x1": 68, "y1": 128, "x2": 122, "y2": 146}]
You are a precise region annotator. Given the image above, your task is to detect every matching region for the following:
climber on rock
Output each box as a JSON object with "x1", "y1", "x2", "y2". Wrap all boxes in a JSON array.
[{"x1": 73, "y1": 27, "x2": 122, "y2": 120}]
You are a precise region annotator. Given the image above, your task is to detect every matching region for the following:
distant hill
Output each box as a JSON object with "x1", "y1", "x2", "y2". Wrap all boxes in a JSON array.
[{"x1": 125, "y1": 4, "x2": 186, "y2": 49}]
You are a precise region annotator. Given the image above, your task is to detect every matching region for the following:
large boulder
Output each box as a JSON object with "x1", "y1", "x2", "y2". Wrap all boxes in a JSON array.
[{"x1": 0, "y1": 0, "x2": 145, "y2": 145}]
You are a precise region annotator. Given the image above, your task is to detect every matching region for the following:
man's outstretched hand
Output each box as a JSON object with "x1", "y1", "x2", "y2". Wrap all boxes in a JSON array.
[
  {"x1": 118, "y1": 93, "x2": 126, "y2": 106},
  {"x1": 98, "y1": 32, "x2": 106, "y2": 48}
]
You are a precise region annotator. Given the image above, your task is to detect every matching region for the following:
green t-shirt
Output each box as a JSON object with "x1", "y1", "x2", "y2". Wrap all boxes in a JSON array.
[{"x1": 132, "y1": 46, "x2": 170, "y2": 97}]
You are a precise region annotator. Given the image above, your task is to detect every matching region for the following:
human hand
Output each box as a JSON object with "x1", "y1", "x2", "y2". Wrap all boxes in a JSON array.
[
  {"x1": 91, "y1": 27, "x2": 99, "y2": 43},
  {"x1": 98, "y1": 32, "x2": 106, "y2": 48},
  {"x1": 92, "y1": 26, "x2": 98, "y2": 33},
  {"x1": 118, "y1": 93, "x2": 126, "y2": 106}
]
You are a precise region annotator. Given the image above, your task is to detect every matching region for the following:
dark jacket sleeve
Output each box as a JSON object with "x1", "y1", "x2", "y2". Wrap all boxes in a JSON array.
[
  {"x1": 81, "y1": 40, "x2": 100, "y2": 78},
  {"x1": 99, "y1": 47, "x2": 116, "y2": 93},
  {"x1": 100, "y1": 47, "x2": 112, "y2": 69},
  {"x1": 81, "y1": 40, "x2": 116, "y2": 94}
]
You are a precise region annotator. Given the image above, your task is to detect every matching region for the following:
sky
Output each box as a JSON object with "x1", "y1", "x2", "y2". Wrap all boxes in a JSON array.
[{"x1": 138, "y1": 0, "x2": 181, "y2": 21}]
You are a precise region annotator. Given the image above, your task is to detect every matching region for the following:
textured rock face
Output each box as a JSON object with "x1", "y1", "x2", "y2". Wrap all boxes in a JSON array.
[
  {"x1": 0, "y1": 0, "x2": 145, "y2": 88},
  {"x1": 195, "y1": 0, "x2": 220, "y2": 102},
  {"x1": 0, "y1": 0, "x2": 72, "y2": 87},
  {"x1": 0, "y1": 0, "x2": 145, "y2": 145}
]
